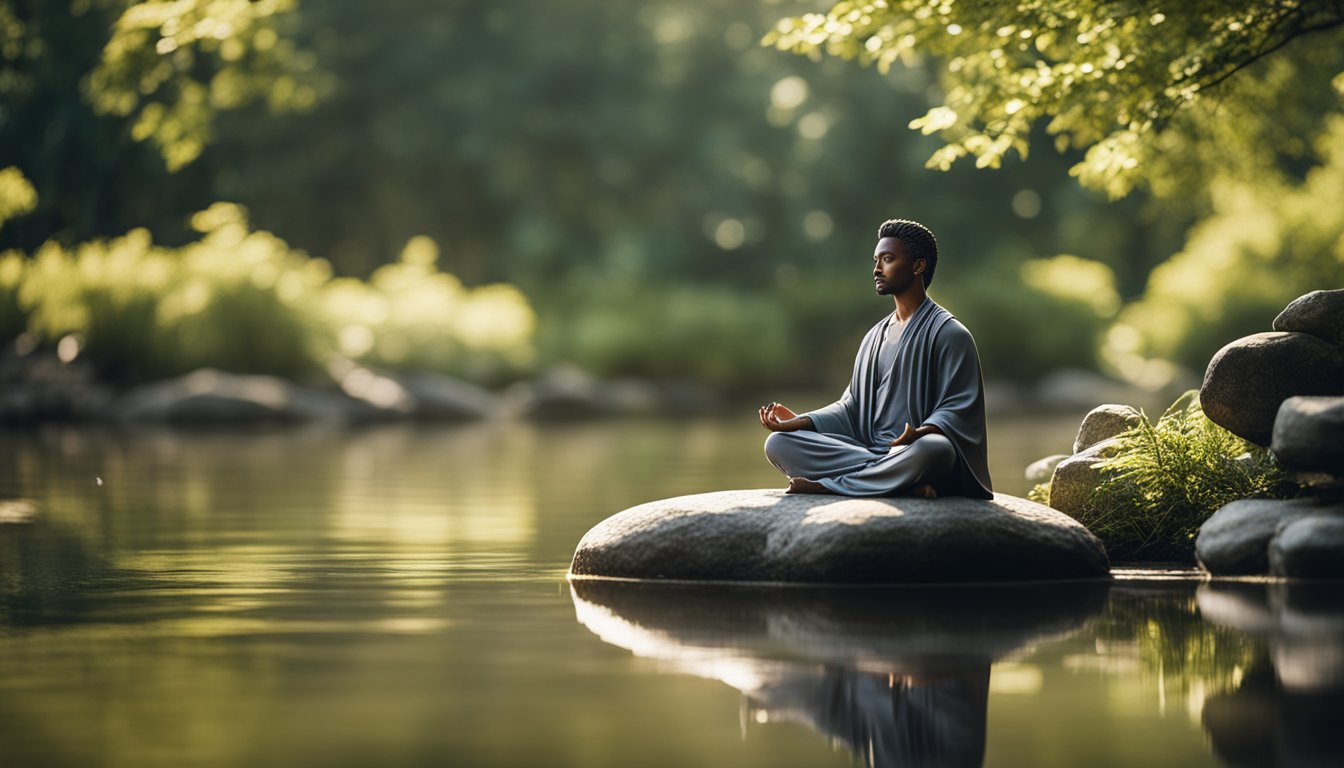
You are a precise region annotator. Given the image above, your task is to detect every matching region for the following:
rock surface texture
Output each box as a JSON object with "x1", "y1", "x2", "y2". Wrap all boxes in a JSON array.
[
  {"x1": 1269, "y1": 516, "x2": 1344, "y2": 579},
  {"x1": 1272, "y1": 396, "x2": 1344, "y2": 473},
  {"x1": 569, "y1": 489, "x2": 1110, "y2": 584},
  {"x1": 1196, "y1": 498, "x2": 1343, "y2": 575},
  {"x1": 1200, "y1": 331, "x2": 1344, "y2": 445},
  {"x1": 1046, "y1": 438, "x2": 1123, "y2": 518},
  {"x1": 1072, "y1": 403, "x2": 1143, "y2": 454},
  {"x1": 1273, "y1": 288, "x2": 1344, "y2": 346}
]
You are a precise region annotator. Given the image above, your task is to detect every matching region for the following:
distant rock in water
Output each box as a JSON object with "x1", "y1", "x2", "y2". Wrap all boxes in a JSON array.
[
  {"x1": 109, "y1": 369, "x2": 356, "y2": 424},
  {"x1": 569, "y1": 489, "x2": 1110, "y2": 584}
]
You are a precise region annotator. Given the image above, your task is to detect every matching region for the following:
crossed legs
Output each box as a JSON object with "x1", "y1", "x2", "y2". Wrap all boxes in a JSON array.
[{"x1": 764, "y1": 430, "x2": 957, "y2": 498}]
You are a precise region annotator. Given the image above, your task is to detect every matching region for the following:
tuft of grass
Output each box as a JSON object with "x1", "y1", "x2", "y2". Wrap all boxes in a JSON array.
[{"x1": 1074, "y1": 390, "x2": 1289, "y2": 560}]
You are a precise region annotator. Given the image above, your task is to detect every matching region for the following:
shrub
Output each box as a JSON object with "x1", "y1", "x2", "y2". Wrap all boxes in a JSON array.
[
  {"x1": 1068, "y1": 391, "x2": 1288, "y2": 560},
  {"x1": 8, "y1": 204, "x2": 536, "y2": 385}
]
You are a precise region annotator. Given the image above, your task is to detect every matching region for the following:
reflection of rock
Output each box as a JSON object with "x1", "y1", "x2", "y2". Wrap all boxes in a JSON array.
[
  {"x1": 571, "y1": 580, "x2": 1105, "y2": 768},
  {"x1": 571, "y1": 580, "x2": 1108, "y2": 670},
  {"x1": 1198, "y1": 582, "x2": 1344, "y2": 692},
  {"x1": 1198, "y1": 581, "x2": 1344, "y2": 767},
  {"x1": 569, "y1": 489, "x2": 1110, "y2": 583}
]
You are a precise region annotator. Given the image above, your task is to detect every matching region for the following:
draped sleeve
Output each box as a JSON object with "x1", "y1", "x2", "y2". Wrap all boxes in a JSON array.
[{"x1": 918, "y1": 318, "x2": 993, "y2": 498}]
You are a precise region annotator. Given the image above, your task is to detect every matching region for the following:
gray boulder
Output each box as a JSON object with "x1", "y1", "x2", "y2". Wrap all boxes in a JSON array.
[
  {"x1": 569, "y1": 489, "x2": 1110, "y2": 583},
  {"x1": 1073, "y1": 403, "x2": 1144, "y2": 454},
  {"x1": 1272, "y1": 396, "x2": 1344, "y2": 473},
  {"x1": 1200, "y1": 332, "x2": 1344, "y2": 446},
  {"x1": 335, "y1": 365, "x2": 496, "y2": 421},
  {"x1": 1025, "y1": 454, "x2": 1070, "y2": 483},
  {"x1": 1270, "y1": 515, "x2": 1344, "y2": 579},
  {"x1": 1273, "y1": 289, "x2": 1344, "y2": 346},
  {"x1": 1196, "y1": 498, "x2": 1338, "y2": 575},
  {"x1": 503, "y1": 367, "x2": 622, "y2": 419},
  {"x1": 109, "y1": 369, "x2": 359, "y2": 424},
  {"x1": 1047, "y1": 438, "x2": 1123, "y2": 518}
]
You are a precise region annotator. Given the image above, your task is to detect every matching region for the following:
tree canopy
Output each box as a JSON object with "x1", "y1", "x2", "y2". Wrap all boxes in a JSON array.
[{"x1": 768, "y1": 1, "x2": 1344, "y2": 201}]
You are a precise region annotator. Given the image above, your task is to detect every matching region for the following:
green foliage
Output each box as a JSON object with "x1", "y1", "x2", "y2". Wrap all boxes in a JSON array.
[
  {"x1": 1070, "y1": 391, "x2": 1287, "y2": 560},
  {"x1": 319, "y1": 236, "x2": 535, "y2": 384},
  {"x1": 1027, "y1": 481, "x2": 1050, "y2": 505},
  {"x1": 941, "y1": 254, "x2": 1119, "y2": 380},
  {"x1": 86, "y1": 0, "x2": 325, "y2": 170},
  {"x1": 9, "y1": 204, "x2": 534, "y2": 384},
  {"x1": 767, "y1": 1, "x2": 1344, "y2": 202},
  {"x1": 0, "y1": 166, "x2": 36, "y2": 231},
  {"x1": 1104, "y1": 115, "x2": 1344, "y2": 375},
  {"x1": 543, "y1": 280, "x2": 791, "y2": 389}
]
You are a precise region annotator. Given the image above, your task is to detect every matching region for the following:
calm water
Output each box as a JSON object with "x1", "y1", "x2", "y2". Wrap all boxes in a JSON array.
[{"x1": 1, "y1": 416, "x2": 1341, "y2": 768}]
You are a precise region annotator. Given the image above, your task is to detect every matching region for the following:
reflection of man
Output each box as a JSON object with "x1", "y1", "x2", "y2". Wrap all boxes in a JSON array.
[
  {"x1": 746, "y1": 665, "x2": 990, "y2": 768},
  {"x1": 759, "y1": 219, "x2": 993, "y2": 499}
]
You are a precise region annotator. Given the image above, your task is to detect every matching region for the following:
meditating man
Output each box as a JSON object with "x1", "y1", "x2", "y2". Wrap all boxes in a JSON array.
[{"x1": 759, "y1": 219, "x2": 993, "y2": 499}]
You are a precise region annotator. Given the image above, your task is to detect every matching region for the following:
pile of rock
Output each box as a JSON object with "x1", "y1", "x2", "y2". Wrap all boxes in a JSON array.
[
  {"x1": 1028, "y1": 290, "x2": 1343, "y2": 576},
  {"x1": 1196, "y1": 289, "x2": 1344, "y2": 578}
]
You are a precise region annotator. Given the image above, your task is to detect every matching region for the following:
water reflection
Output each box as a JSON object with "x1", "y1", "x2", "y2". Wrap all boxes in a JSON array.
[
  {"x1": 571, "y1": 580, "x2": 1108, "y2": 768},
  {"x1": 1198, "y1": 582, "x2": 1344, "y2": 768}
]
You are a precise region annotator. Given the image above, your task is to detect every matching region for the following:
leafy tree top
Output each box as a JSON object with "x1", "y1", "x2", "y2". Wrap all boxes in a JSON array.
[{"x1": 767, "y1": 1, "x2": 1344, "y2": 200}]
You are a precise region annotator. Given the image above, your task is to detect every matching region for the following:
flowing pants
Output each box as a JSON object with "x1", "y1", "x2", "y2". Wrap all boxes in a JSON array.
[{"x1": 764, "y1": 430, "x2": 957, "y2": 497}]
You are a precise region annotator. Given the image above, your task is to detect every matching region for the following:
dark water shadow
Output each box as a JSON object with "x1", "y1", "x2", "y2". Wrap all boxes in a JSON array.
[
  {"x1": 571, "y1": 580, "x2": 1108, "y2": 768},
  {"x1": 1198, "y1": 581, "x2": 1344, "y2": 768}
]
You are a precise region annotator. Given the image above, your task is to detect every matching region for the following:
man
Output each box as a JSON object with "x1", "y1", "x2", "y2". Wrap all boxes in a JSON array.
[{"x1": 759, "y1": 219, "x2": 993, "y2": 499}]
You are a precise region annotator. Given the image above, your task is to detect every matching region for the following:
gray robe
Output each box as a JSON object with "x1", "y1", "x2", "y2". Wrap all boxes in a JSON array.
[{"x1": 795, "y1": 298, "x2": 993, "y2": 498}]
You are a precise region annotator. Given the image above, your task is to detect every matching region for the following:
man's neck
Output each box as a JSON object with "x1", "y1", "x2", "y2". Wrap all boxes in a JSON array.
[{"x1": 891, "y1": 286, "x2": 928, "y2": 323}]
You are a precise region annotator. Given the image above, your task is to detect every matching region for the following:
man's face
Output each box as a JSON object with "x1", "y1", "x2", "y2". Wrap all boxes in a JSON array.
[{"x1": 872, "y1": 237, "x2": 923, "y2": 295}]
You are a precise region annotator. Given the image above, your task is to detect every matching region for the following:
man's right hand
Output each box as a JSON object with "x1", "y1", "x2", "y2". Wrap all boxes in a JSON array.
[{"x1": 759, "y1": 402, "x2": 811, "y2": 432}]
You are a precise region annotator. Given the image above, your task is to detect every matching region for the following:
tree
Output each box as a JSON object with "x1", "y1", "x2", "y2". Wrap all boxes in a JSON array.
[{"x1": 768, "y1": 1, "x2": 1344, "y2": 204}]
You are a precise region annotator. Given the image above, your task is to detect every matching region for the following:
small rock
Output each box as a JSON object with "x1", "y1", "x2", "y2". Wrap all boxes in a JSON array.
[
  {"x1": 1196, "y1": 498, "x2": 1336, "y2": 575},
  {"x1": 1272, "y1": 396, "x2": 1344, "y2": 473},
  {"x1": 1073, "y1": 403, "x2": 1144, "y2": 454},
  {"x1": 1273, "y1": 289, "x2": 1344, "y2": 346},
  {"x1": 569, "y1": 488, "x2": 1110, "y2": 583},
  {"x1": 1025, "y1": 454, "x2": 1070, "y2": 483},
  {"x1": 108, "y1": 368, "x2": 358, "y2": 424},
  {"x1": 1047, "y1": 438, "x2": 1123, "y2": 518},
  {"x1": 1200, "y1": 332, "x2": 1344, "y2": 446},
  {"x1": 503, "y1": 367, "x2": 618, "y2": 420},
  {"x1": 1269, "y1": 515, "x2": 1344, "y2": 579}
]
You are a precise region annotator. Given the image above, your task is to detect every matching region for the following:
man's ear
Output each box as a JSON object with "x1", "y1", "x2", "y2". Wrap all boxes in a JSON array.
[{"x1": 914, "y1": 258, "x2": 926, "y2": 275}]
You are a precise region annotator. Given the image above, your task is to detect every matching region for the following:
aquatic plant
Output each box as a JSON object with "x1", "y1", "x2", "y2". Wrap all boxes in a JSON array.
[{"x1": 1074, "y1": 391, "x2": 1288, "y2": 560}]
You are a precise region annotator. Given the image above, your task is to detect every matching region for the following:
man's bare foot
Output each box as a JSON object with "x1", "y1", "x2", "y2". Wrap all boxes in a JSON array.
[
  {"x1": 911, "y1": 484, "x2": 937, "y2": 500},
  {"x1": 786, "y1": 477, "x2": 829, "y2": 494}
]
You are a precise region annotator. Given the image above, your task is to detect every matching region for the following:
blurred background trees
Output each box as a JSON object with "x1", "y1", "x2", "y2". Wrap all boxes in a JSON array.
[{"x1": 2, "y1": 0, "x2": 1339, "y2": 391}]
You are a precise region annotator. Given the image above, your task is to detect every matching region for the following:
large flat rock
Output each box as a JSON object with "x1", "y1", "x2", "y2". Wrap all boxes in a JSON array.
[{"x1": 569, "y1": 489, "x2": 1110, "y2": 584}]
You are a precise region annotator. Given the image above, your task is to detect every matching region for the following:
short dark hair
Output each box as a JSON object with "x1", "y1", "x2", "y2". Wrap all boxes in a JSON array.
[{"x1": 877, "y1": 219, "x2": 938, "y2": 287}]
